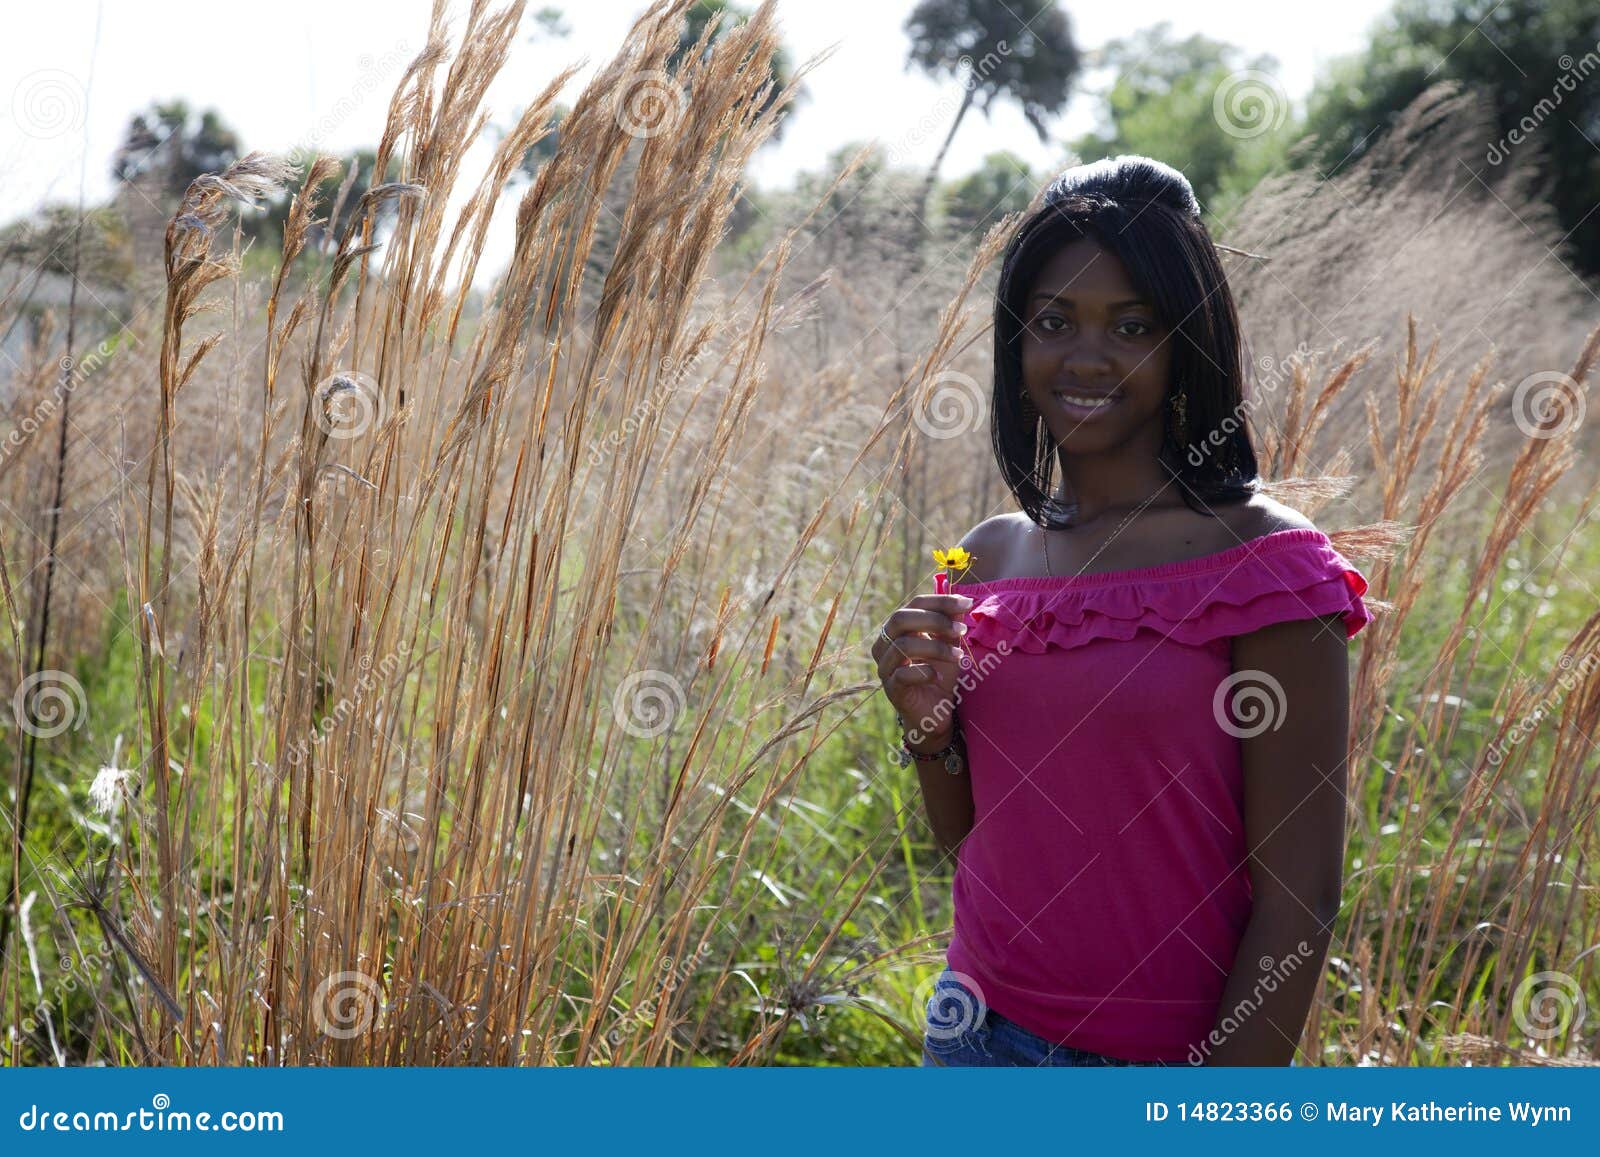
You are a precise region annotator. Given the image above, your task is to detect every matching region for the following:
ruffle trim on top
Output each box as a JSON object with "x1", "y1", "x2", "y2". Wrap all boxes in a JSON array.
[{"x1": 956, "y1": 528, "x2": 1372, "y2": 655}]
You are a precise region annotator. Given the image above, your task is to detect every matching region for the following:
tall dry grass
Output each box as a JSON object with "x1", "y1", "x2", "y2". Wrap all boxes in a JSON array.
[
  {"x1": 1221, "y1": 79, "x2": 1599, "y2": 517},
  {"x1": 0, "y1": 0, "x2": 1597, "y2": 1067}
]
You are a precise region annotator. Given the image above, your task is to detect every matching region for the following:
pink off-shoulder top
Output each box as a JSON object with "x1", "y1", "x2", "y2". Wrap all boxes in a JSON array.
[{"x1": 945, "y1": 527, "x2": 1373, "y2": 1062}]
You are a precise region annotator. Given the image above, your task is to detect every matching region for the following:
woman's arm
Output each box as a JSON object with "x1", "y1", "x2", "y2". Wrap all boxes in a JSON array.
[
  {"x1": 1201, "y1": 610, "x2": 1352, "y2": 1066},
  {"x1": 909, "y1": 516, "x2": 1011, "y2": 858},
  {"x1": 908, "y1": 723, "x2": 974, "y2": 858}
]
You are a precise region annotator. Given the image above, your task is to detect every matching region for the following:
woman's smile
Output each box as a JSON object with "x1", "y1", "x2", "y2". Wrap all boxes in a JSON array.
[{"x1": 1050, "y1": 388, "x2": 1125, "y2": 418}]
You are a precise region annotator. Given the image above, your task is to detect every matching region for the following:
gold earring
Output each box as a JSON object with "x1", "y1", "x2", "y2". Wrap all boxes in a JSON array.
[{"x1": 1170, "y1": 387, "x2": 1188, "y2": 441}]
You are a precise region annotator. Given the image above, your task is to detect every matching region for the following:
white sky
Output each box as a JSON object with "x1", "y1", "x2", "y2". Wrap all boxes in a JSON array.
[{"x1": 1, "y1": 0, "x2": 1397, "y2": 282}]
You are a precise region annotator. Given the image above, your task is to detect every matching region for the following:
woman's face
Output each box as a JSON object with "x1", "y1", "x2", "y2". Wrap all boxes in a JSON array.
[{"x1": 1018, "y1": 235, "x2": 1174, "y2": 453}]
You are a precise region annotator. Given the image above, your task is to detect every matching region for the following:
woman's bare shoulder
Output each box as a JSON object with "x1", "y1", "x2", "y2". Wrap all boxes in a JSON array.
[
  {"x1": 944, "y1": 496, "x2": 1318, "y2": 589},
  {"x1": 1222, "y1": 493, "x2": 1319, "y2": 539},
  {"x1": 948, "y1": 513, "x2": 1025, "y2": 586}
]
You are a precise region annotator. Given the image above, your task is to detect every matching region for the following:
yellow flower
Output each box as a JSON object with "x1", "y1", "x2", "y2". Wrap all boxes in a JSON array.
[{"x1": 932, "y1": 546, "x2": 972, "y2": 573}]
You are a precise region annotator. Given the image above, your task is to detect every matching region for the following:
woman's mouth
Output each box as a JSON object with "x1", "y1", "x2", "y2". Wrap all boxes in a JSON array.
[{"x1": 1050, "y1": 390, "x2": 1123, "y2": 419}]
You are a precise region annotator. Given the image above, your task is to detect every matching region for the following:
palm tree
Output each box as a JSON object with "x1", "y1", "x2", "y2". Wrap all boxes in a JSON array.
[{"x1": 903, "y1": 0, "x2": 1080, "y2": 245}]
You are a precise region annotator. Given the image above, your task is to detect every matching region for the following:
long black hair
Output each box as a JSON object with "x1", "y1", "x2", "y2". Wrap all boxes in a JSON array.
[{"x1": 991, "y1": 154, "x2": 1260, "y2": 530}]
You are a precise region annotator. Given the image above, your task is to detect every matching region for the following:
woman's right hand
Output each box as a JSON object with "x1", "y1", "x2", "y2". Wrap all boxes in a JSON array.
[{"x1": 872, "y1": 593, "x2": 975, "y2": 744}]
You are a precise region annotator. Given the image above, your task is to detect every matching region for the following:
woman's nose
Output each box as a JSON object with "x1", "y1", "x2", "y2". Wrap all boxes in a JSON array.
[{"x1": 1059, "y1": 332, "x2": 1114, "y2": 375}]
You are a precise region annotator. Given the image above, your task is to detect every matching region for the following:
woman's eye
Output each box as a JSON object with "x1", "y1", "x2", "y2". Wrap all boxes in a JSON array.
[
  {"x1": 1036, "y1": 315, "x2": 1066, "y2": 334},
  {"x1": 1119, "y1": 320, "x2": 1153, "y2": 337}
]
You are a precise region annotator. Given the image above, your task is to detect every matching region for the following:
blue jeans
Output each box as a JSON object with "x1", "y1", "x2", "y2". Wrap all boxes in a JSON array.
[{"x1": 919, "y1": 968, "x2": 1170, "y2": 1067}]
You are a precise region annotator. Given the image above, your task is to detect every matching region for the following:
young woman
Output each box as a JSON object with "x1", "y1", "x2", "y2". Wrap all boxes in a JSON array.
[{"x1": 872, "y1": 155, "x2": 1373, "y2": 1067}]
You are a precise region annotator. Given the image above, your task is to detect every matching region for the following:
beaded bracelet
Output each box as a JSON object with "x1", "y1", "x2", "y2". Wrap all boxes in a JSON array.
[{"x1": 893, "y1": 712, "x2": 966, "y2": 775}]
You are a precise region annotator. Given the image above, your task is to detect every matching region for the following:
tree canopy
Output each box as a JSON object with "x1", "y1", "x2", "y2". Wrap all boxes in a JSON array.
[
  {"x1": 111, "y1": 100, "x2": 242, "y2": 205},
  {"x1": 1301, "y1": 0, "x2": 1600, "y2": 274},
  {"x1": 1068, "y1": 23, "x2": 1298, "y2": 228}
]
